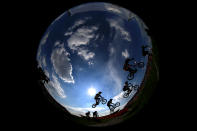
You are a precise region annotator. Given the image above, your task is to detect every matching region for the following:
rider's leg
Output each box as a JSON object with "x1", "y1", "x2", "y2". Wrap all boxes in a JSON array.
[
  {"x1": 109, "y1": 105, "x2": 114, "y2": 112},
  {"x1": 108, "y1": 106, "x2": 111, "y2": 111},
  {"x1": 96, "y1": 98, "x2": 99, "y2": 104}
]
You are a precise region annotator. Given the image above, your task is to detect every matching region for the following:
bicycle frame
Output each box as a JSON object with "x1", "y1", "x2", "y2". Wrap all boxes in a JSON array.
[{"x1": 99, "y1": 96, "x2": 104, "y2": 102}]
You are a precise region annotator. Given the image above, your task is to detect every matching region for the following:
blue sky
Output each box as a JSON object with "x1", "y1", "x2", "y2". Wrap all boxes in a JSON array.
[{"x1": 37, "y1": 2, "x2": 151, "y2": 117}]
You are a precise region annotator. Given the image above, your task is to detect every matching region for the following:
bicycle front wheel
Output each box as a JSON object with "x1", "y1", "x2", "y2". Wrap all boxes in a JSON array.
[
  {"x1": 115, "y1": 102, "x2": 120, "y2": 107},
  {"x1": 92, "y1": 104, "x2": 96, "y2": 108},
  {"x1": 123, "y1": 93, "x2": 129, "y2": 98},
  {"x1": 127, "y1": 73, "x2": 134, "y2": 80},
  {"x1": 102, "y1": 99, "x2": 107, "y2": 104}
]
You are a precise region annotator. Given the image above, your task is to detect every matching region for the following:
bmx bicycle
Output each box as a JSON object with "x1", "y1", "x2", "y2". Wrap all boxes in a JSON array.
[
  {"x1": 109, "y1": 102, "x2": 120, "y2": 112},
  {"x1": 127, "y1": 60, "x2": 144, "y2": 80},
  {"x1": 92, "y1": 96, "x2": 107, "y2": 108},
  {"x1": 123, "y1": 84, "x2": 139, "y2": 98}
]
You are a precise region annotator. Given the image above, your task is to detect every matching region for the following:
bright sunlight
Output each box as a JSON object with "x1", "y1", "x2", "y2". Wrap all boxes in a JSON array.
[{"x1": 88, "y1": 87, "x2": 96, "y2": 96}]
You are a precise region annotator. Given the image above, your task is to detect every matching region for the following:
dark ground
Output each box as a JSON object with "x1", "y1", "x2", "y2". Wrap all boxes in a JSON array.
[{"x1": 3, "y1": 0, "x2": 190, "y2": 130}]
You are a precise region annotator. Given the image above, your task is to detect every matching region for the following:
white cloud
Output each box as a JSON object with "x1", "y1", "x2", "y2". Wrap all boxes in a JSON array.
[
  {"x1": 47, "y1": 73, "x2": 66, "y2": 98},
  {"x1": 104, "y1": 3, "x2": 122, "y2": 14},
  {"x1": 88, "y1": 61, "x2": 94, "y2": 66},
  {"x1": 44, "y1": 69, "x2": 50, "y2": 78},
  {"x1": 106, "y1": 58, "x2": 122, "y2": 92},
  {"x1": 40, "y1": 32, "x2": 50, "y2": 45},
  {"x1": 42, "y1": 56, "x2": 47, "y2": 67},
  {"x1": 54, "y1": 41, "x2": 61, "y2": 47},
  {"x1": 67, "y1": 35, "x2": 90, "y2": 50},
  {"x1": 37, "y1": 55, "x2": 42, "y2": 68},
  {"x1": 128, "y1": 12, "x2": 136, "y2": 21},
  {"x1": 104, "y1": 4, "x2": 122, "y2": 14},
  {"x1": 112, "y1": 92, "x2": 124, "y2": 103},
  {"x1": 71, "y1": 18, "x2": 89, "y2": 29},
  {"x1": 37, "y1": 32, "x2": 50, "y2": 67},
  {"x1": 67, "y1": 26, "x2": 98, "y2": 50},
  {"x1": 107, "y1": 18, "x2": 131, "y2": 42},
  {"x1": 64, "y1": 31, "x2": 73, "y2": 36},
  {"x1": 64, "y1": 17, "x2": 91, "y2": 37},
  {"x1": 64, "y1": 18, "x2": 98, "y2": 62},
  {"x1": 106, "y1": 7, "x2": 121, "y2": 13},
  {"x1": 78, "y1": 49, "x2": 95, "y2": 61},
  {"x1": 51, "y1": 42, "x2": 74, "y2": 83},
  {"x1": 109, "y1": 47, "x2": 115, "y2": 56},
  {"x1": 66, "y1": 26, "x2": 98, "y2": 61},
  {"x1": 37, "y1": 55, "x2": 46, "y2": 69},
  {"x1": 122, "y1": 49, "x2": 130, "y2": 58},
  {"x1": 105, "y1": 44, "x2": 124, "y2": 94}
]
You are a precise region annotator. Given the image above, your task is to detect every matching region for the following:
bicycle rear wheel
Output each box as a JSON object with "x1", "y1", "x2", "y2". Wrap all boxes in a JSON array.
[
  {"x1": 123, "y1": 93, "x2": 129, "y2": 98},
  {"x1": 127, "y1": 73, "x2": 134, "y2": 80}
]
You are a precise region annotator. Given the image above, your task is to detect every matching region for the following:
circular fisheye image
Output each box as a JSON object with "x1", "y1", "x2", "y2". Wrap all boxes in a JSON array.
[{"x1": 36, "y1": 2, "x2": 159, "y2": 127}]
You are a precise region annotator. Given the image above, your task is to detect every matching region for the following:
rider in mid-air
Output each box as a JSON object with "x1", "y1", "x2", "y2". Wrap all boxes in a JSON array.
[
  {"x1": 123, "y1": 81, "x2": 131, "y2": 92},
  {"x1": 123, "y1": 58, "x2": 137, "y2": 74},
  {"x1": 107, "y1": 99, "x2": 113, "y2": 110},
  {"x1": 94, "y1": 92, "x2": 102, "y2": 105}
]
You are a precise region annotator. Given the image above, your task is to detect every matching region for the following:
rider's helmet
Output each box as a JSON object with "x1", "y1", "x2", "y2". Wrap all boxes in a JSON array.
[
  {"x1": 109, "y1": 99, "x2": 113, "y2": 102},
  {"x1": 98, "y1": 91, "x2": 102, "y2": 94},
  {"x1": 125, "y1": 81, "x2": 128, "y2": 85}
]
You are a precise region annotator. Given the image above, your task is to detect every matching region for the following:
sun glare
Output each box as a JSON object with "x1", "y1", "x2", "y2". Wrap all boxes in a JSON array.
[{"x1": 88, "y1": 87, "x2": 96, "y2": 96}]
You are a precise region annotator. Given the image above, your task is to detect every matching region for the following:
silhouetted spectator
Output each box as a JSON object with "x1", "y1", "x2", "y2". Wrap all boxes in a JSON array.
[{"x1": 93, "y1": 111, "x2": 98, "y2": 118}]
